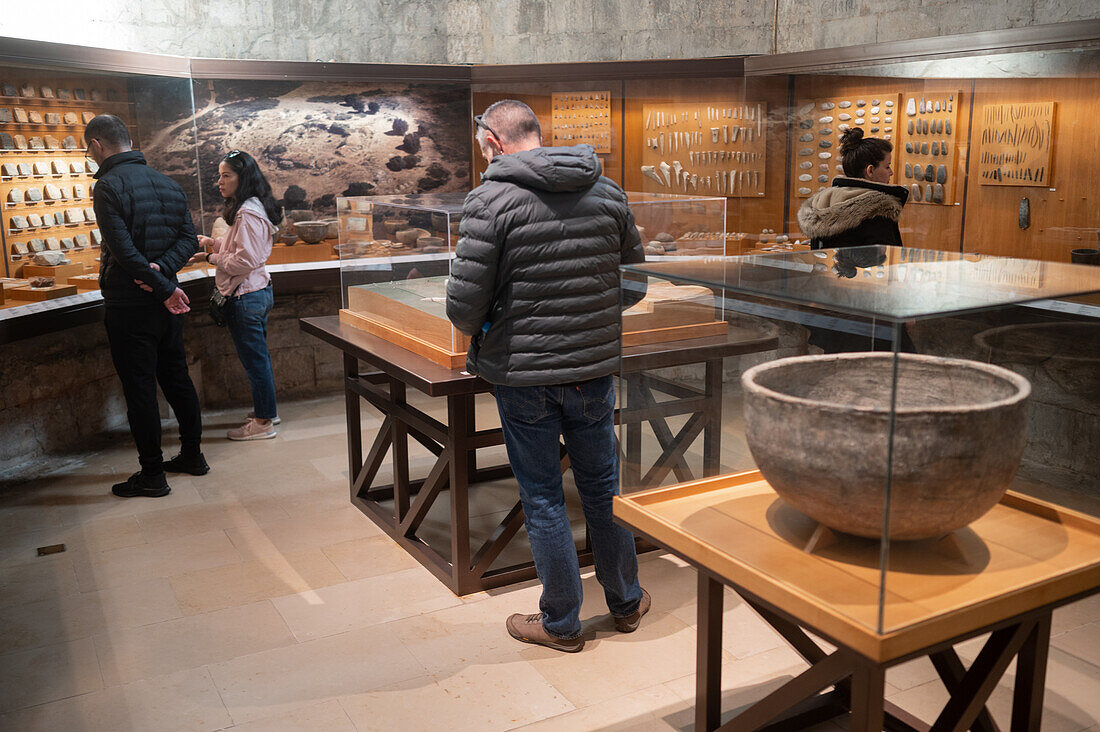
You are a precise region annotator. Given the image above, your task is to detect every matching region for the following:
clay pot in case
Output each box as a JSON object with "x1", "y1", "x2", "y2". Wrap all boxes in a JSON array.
[
  {"x1": 741, "y1": 353, "x2": 1030, "y2": 540},
  {"x1": 1069, "y1": 248, "x2": 1099, "y2": 266},
  {"x1": 293, "y1": 221, "x2": 329, "y2": 244},
  {"x1": 396, "y1": 228, "x2": 430, "y2": 247}
]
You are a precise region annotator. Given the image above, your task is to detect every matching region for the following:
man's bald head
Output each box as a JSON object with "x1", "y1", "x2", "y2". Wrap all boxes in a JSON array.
[{"x1": 481, "y1": 100, "x2": 542, "y2": 148}]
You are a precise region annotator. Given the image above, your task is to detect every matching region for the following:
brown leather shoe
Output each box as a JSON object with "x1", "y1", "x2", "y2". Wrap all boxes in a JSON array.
[
  {"x1": 506, "y1": 613, "x2": 584, "y2": 653},
  {"x1": 614, "y1": 589, "x2": 651, "y2": 633}
]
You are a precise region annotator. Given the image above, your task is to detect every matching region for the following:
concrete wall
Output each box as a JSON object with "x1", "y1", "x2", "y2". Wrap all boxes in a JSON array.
[
  {"x1": 0, "y1": 286, "x2": 344, "y2": 478},
  {"x1": 2, "y1": 0, "x2": 1096, "y2": 64}
]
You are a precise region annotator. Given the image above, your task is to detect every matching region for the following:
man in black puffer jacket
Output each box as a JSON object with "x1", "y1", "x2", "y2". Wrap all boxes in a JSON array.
[
  {"x1": 447, "y1": 100, "x2": 649, "y2": 653},
  {"x1": 87, "y1": 114, "x2": 206, "y2": 498}
]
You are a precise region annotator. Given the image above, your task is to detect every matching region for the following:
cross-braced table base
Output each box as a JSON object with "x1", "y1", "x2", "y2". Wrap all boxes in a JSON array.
[{"x1": 695, "y1": 573, "x2": 1056, "y2": 732}]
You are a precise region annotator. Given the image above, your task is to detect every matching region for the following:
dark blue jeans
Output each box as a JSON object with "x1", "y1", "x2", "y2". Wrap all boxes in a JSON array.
[
  {"x1": 495, "y1": 375, "x2": 643, "y2": 640},
  {"x1": 227, "y1": 284, "x2": 277, "y2": 421}
]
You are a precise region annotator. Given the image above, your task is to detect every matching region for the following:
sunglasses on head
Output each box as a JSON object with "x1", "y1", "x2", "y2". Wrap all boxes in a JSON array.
[{"x1": 473, "y1": 115, "x2": 500, "y2": 141}]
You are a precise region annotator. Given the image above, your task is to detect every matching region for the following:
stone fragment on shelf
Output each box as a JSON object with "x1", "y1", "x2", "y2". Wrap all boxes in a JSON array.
[
  {"x1": 799, "y1": 132, "x2": 813, "y2": 142},
  {"x1": 936, "y1": 165, "x2": 947, "y2": 184},
  {"x1": 945, "y1": 120, "x2": 952, "y2": 135},
  {"x1": 82, "y1": 111, "x2": 95, "y2": 124},
  {"x1": 0, "y1": 132, "x2": 12, "y2": 149},
  {"x1": 911, "y1": 184, "x2": 922, "y2": 202},
  {"x1": 73, "y1": 88, "x2": 87, "y2": 100},
  {"x1": 28, "y1": 276, "x2": 55, "y2": 288},
  {"x1": 56, "y1": 88, "x2": 71, "y2": 100},
  {"x1": 2, "y1": 163, "x2": 19, "y2": 177},
  {"x1": 819, "y1": 140, "x2": 832, "y2": 148},
  {"x1": 904, "y1": 163, "x2": 912, "y2": 179},
  {"x1": 0, "y1": 108, "x2": 10, "y2": 123},
  {"x1": 51, "y1": 159, "x2": 67, "y2": 174},
  {"x1": 1, "y1": 82, "x2": 16, "y2": 96},
  {"x1": 13, "y1": 134, "x2": 27, "y2": 149},
  {"x1": 65, "y1": 208, "x2": 84, "y2": 223},
  {"x1": 44, "y1": 112, "x2": 61, "y2": 124},
  {"x1": 838, "y1": 101, "x2": 851, "y2": 108},
  {"x1": 914, "y1": 165, "x2": 924, "y2": 182},
  {"x1": 84, "y1": 207, "x2": 96, "y2": 222},
  {"x1": 70, "y1": 161, "x2": 85, "y2": 174},
  {"x1": 799, "y1": 118, "x2": 813, "y2": 129},
  {"x1": 799, "y1": 147, "x2": 812, "y2": 156},
  {"x1": 641, "y1": 165, "x2": 664, "y2": 186},
  {"x1": 40, "y1": 86, "x2": 54, "y2": 99},
  {"x1": 33, "y1": 161, "x2": 50, "y2": 175},
  {"x1": 45, "y1": 183, "x2": 62, "y2": 200},
  {"x1": 7, "y1": 188, "x2": 23, "y2": 203},
  {"x1": 29, "y1": 136, "x2": 44, "y2": 149},
  {"x1": 63, "y1": 112, "x2": 78, "y2": 125},
  {"x1": 62, "y1": 135, "x2": 78, "y2": 149},
  {"x1": 73, "y1": 184, "x2": 86, "y2": 198},
  {"x1": 26, "y1": 187, "x2": 43, "y2": 201},
  {"x1": 20, "y1": 83, "x2": 35, "y2": 97},
  {"x1": 800, "y1": 161, "x2": 813, "y2": 169},
  {"x1": 13, "y1": 107, "x2": 28, "y2": 123},
  {"x1": 798, "y1": 187, "x2": 811, "y2": 195},
  {"x1": 819, "y1": 127, "x2": 832, "y2": 135},
  {"x1": 45, "y1": 237, "x2": 61, "y2": 250},
  {"x1": 18, "y1": 163, "x2": 32, "y2": 175},
  {"x1": 906, "y1": 98, "x2": 916, "y2": 116},
  {"x1": 27, "y1": 213, "x2": 42, "y2": 227},
  {"x1": 44, "y1": 135, "x2": 60, "y2": 149},
  {"x1": 819, "y1": 152, "x2": 831, "y2": 159},
  {"x1": 86, "y1": 159, "x2": 99, "y2": 174},
  {"x1": 90, "y1": 230, "x2": 101, "y2": 245},
  {"x1": 817, "y1": 175, "x2": 829, "y2": 183},
  {"x1": 28, "y1": 110, "x2": 43, "y2": 123},
  {"x1": 40, "y1": 213, "x2": 54, "y2": 226},
  {"x1": 59, "y1": 237, "x2": 74, "y2": 250}
]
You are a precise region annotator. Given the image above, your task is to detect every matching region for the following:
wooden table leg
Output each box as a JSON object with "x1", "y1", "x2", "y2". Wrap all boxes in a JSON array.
[
  {"x1": 1012, "y1": 613, "x2": 1052, "y2": 732},
  {"x1": 344, "y1": 354, "x2": 362, "y2": 503},
  {"x1": 850, "y1": 663, "x2": 886, "y2": 732},
  {"x1": 391, "y1": 379, "x2": 410, "y2": 522},
  {"x1": 697, "y1": 573, "x2": 725, "y2": 731},
  {"x1": 703, "y1": 359, "x2": 722, "y2": 477},
  {"x1": 449, "y1": 393, "x2": 474, "y2": 594}
]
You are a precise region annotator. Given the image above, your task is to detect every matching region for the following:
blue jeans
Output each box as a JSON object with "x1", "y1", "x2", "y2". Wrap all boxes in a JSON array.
[
  {"x1": 227, "y1": 284, "x2": 278, "y2": 421},
  {"x1": 495, "y1": 375, "x2": 642, "y2": 640}
]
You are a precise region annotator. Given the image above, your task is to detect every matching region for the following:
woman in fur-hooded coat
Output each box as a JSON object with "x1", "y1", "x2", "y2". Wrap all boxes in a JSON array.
[{"x1": 797, "y1": 128, "x2": 908, "y2": 249}]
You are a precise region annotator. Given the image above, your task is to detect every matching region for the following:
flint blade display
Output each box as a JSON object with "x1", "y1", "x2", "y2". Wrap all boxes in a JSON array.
[
  {"x1": 672, "y1": 160, "x2": 683, "y2": 187},
  {"x1": 690, "y1": 174, "x2": 698, "y2": 191},
  {"x1": 906, "y1": 98, "x2": 916, "y2": 116},
  {"x1": 659, "y1": 161, "x2": 671, "y2": 187},
  {"x1": 641, "y1": 165, "x2": 664, "y2": 186},
  {"x1": 722, "y1": 125, "x2": 729, "y2": 144},
  {"x1": 914, "y1": 165, "x2": 924, "y2": 182},
  {"x1": 659, "y1": 132, "x2": 665, "y2": 155},
  {"x1": 757, "y1": 104, "x2": 762, "y2": 137},
  {"x1": 912, "y1": 184, "x2": 922, "y2": 202},
  {"x1": 644, "y1": 111, "x2": 651, "y2": 130},
  {"x1": 1018, "y1": 197, "x2": 1030, "y2": 229}
]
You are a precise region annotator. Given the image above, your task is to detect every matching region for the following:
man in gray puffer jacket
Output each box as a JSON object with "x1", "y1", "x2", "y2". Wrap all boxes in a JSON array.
[{"x1": 447, "y1": 100, "x2": 649, "y2": 653}]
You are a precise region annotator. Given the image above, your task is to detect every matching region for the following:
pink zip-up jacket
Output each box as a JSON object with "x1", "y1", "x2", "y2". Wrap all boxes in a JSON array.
[{"x1": 211, "y1": 197, "x2": 276, "y2": 296}]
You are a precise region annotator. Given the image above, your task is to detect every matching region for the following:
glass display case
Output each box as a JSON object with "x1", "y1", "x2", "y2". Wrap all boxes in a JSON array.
[
  {"x1": 335, "y1": 191, "x2": 733, "y2": 368},
  {"x1": 616, "y1": 247, "x2": 1100, "y2": 643}
]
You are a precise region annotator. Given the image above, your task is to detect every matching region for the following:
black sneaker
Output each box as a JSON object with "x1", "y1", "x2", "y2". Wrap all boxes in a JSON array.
[
  {"x1": 163, "y1": 452, "x2": 210, "y2": 476},
  {"x1": 112, "y1": 471, "x2": 171, "y2": 498}
]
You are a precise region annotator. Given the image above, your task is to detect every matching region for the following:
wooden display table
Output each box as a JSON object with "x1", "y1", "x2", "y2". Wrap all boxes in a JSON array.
[
  {"x1": 614, "y1": 471, "x2": 1100, "y2": 731},
  {"x1": 301, "y1": 315, "x2": 777, "y2": 595}
]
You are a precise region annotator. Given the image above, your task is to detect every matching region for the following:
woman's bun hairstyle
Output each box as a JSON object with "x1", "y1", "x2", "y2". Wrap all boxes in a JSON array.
[{"x1": 839, "y1": 128, "x2": 892, "y2": 179}]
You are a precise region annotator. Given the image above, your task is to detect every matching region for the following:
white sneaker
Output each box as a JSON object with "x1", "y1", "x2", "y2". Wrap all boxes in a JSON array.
[
  {"x1": 247, "y1": 411, "x2": 281, "y2": 425},
  {"x1": 228, "y1": 418, "x2": 277, "y2": 441}
]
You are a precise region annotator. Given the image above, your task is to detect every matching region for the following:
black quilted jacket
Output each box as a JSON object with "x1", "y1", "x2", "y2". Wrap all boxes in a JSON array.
[
  {"x1": 446, "y1": 145, "x2": 645, "y2": 386},
  {"x1": 93, "y1": 151, "x2": 199, "y2": 307}
]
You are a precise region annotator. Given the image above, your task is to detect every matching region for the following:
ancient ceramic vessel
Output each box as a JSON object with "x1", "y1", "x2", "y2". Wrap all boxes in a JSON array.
[
  {"x1": 293, "y1": 221, "x2": 329, "y2": 244},
  {"x1": 741, "y1": 353, "x2": 1030, "y2": 540},
  {"x1": 396, "y1": 228, "x2": 430, "y2": 246}
]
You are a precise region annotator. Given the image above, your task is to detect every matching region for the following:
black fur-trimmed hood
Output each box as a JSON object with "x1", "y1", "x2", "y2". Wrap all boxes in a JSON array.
[{"x1": 797, "y1": 177, "x2": 909, "y2": 240}]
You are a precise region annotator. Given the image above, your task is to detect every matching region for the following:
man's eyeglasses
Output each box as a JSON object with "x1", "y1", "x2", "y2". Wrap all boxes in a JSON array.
[{"x1": 473, "y1": 115, "x2": 500, "y2": 142}]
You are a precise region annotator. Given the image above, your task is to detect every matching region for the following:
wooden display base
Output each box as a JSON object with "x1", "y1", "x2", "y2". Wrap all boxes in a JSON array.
[
  {"x1": 8, "y1": 284, "x2": 78, "y2": 301},
  {"x1": 623, "y1": 320, "x2": 728, "y2": 346},
  {"x1": 67, "y1": 274, "x2": 100, "y2": 289},
  {"x1": 21, "y1": 262, "x2": 86, "y2": 280},
  {"x1": 340, "y1": 308, "x2": 467, "y2": 370},
  {"x1": 615, "y1": 472, "x2": 1100, "y2": 731},
  {"x1": 267, "y1": 241, "x2": 336, "y2": 265}
]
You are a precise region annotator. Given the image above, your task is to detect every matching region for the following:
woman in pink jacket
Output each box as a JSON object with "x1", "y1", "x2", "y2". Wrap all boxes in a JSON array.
[{"x1": 192, "y1": 151, "x2": 281, "y2": 441}]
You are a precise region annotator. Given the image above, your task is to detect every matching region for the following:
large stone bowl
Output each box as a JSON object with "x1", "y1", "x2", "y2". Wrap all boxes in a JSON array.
[
  {"x1": 294, "y1": 221, "x2": 329, "y2": 244},
  {"x1": 741, "y1": 353, "x2": 1031, "y2": 540}
]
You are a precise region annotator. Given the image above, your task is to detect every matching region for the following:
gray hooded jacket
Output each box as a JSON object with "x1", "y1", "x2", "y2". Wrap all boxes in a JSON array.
[{"x1": 445, "y1": 145, "x2": 644, "y2": 386}]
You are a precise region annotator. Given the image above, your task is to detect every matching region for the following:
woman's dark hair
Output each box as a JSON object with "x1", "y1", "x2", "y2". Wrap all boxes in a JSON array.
[
  {"x1": 839, "y1": 128, "x2": 892, "y2": 179},
  {"x1": 220, "y1": 150, "x2": 283, "y2": 226}
]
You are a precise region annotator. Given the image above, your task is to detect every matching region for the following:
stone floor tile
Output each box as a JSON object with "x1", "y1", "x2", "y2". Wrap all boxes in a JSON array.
[
  {"x1": 0, "y1": 666, "x2": 231, "y2": 731},
  {"x1": 226, "y1": 505, "x2": 382, "y2": 558},
  {"x1": 0, "y1": 515, "x2": 144, "y2": 568},
  {"x1": 320, "y1": 534, "x2": 420, "y2": 581},
  {"x1": 71, "y1": 528, "x2": 243, "y2": 592},
  {"x1": 0, "y1": 555, "x2": 80, "y2": 608},
  {"x1": 520, "y1": 610, "x2": 710, "y2": 708},
  {"x1": 209, "y1": 623, "x2": 426, "y2": 725},
  {"x1": 0, "y1": 637, "x2": 102, "y2": 713},
  {"x1": 169, "y1": 548, "x2": 346, "y2": 615},
  {"x1": 271, "y1": 566, "x2": 461, "y2": 642},
  {"x1": 339, "y1": 656, "x2": 573, "y2": 731},
  {"x1": 134, "y1": 499, "x2": 265, "y2": 543},
  {"x1": 93, "y1": 600, "x2": 296, "y2": 686},
  {"x1": 517, "y1": 684, "x2": 687, "y2": 731},
  {"x1": 0, "y1": 577, "x2": 181, "y2": 654},
  {"x1": 221, "y1": 699, "x2": 355, "y2": 732}
]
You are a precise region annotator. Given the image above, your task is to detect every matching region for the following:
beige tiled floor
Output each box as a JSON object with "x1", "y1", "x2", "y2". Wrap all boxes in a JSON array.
[{"x1": 0, "y1": 394, "x2": 1097, "y2": 730}]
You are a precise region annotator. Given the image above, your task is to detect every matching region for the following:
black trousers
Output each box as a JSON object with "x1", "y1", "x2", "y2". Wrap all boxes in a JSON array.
[{"x1": 104, "y1": 306, "x2": 203, "y2": 473}]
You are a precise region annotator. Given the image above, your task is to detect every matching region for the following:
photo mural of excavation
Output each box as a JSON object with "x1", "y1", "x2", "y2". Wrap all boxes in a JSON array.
[{"x1": 143, "y1": 78, "x2": 472, "y2": 252}]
